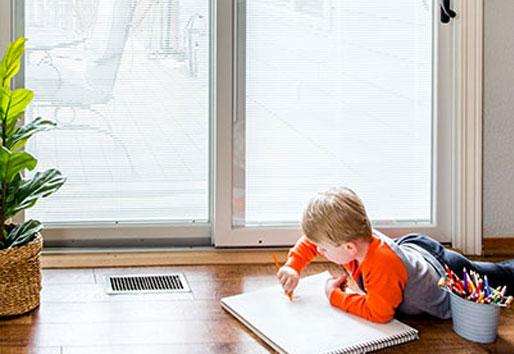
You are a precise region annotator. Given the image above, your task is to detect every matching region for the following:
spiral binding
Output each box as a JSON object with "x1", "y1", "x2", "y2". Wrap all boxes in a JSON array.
[{"x1": 325, "y1": 329, "x2": 419, "y2": 354}]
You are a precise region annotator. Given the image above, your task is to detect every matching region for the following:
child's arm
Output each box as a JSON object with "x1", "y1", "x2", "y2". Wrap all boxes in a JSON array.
[
  {"x1": 329, "y1": 257, "x2": 407, "y2": 323},
  {"x1": 284, "y1": 235, "x2": 319, "y2": 274}
]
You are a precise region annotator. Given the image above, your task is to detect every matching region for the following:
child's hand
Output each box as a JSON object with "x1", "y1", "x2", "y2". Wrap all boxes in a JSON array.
[
  {"x1": 277, "y1": 265, "x2": 300, "y2": 293},
  {"x1": 325, "y1": 274, "x2": 348, "y2": 300}
]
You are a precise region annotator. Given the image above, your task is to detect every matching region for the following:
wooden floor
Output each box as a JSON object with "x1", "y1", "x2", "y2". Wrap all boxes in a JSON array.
[{"x1": 1, "y1": 263, "x2": 513, "y2": 354}]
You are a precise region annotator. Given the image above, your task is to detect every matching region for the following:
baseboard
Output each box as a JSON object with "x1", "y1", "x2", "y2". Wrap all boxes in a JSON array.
[
  {"x1": 483, "y1": 237, "x2": 514, "y2": 257},
  {"x1": 41, "y1": 249, "x2": 327, "y2": 269}
]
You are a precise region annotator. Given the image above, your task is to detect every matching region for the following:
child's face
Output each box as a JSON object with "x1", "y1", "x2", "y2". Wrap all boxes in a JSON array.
[{"x1": 315, "y1": 241, "x2": 357, "y2": 264}]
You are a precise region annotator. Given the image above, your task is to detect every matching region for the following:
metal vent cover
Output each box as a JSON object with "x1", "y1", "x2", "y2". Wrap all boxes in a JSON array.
[{"x1": 105, "y1": 273, "x2": 191, "y2": 294}]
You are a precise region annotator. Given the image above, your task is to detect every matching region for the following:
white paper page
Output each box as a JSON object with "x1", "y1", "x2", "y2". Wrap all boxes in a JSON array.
[{"x1": 221, "y1": 271, "x2": 417, "y2": 354}]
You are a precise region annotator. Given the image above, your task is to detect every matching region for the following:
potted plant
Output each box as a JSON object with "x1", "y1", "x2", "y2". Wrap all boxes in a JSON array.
[{"x1": 0, "y1": 37, "x2": 66, "y2": 316}]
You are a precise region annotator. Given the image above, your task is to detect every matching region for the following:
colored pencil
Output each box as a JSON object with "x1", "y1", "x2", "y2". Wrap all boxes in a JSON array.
[
  {"x1": 441, "y1": 265, "x2": 512, "y2": 308},
  {"x1": 273, "y1": 255, "x2": 293, "y2": 301}
]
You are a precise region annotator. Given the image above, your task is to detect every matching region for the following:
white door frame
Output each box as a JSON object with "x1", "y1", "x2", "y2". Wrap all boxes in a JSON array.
[{"x1": 452, "y1": 0, "x2": 483, "y2": 255}]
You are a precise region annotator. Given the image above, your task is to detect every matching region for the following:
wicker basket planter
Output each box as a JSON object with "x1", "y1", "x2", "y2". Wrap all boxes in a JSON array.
[{"x1": 0, "y1": 233, "x2": 43, "y2": 317}]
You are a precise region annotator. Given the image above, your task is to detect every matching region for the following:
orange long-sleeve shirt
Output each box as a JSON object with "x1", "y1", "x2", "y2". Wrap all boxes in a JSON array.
[{"x1": 285, "y1": 235, "x2": 408, "y2": 323}]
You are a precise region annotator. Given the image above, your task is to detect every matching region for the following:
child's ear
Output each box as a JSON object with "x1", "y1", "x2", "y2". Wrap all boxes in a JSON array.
[{"x1": 345, "y1": 241, "x2": 357, "y2": 252}]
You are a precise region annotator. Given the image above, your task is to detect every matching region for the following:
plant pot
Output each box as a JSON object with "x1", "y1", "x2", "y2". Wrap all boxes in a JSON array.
[{"x1": 0, "y1": 233, "x2": 43, "y2": 317}]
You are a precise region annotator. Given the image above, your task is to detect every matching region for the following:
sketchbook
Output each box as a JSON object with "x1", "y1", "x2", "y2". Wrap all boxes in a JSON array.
[{"x1": 220, "y1": 271, "x2": 418, "y2": 354}]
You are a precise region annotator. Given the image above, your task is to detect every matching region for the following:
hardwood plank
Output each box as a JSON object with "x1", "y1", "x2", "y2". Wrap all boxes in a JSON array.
[
  {"x1": 92, "y1": 263, "x2": 338, "y2": 282},
  {"x1": 483, "y1": 238, "x2": 514, "y2": 257},
  {"x1": 0, "y1": 321, "x2": 259, "y2": 347},
  {"x1": 42, "y1": 269, "x2": 96, "y2": 285},
  {"x1": 19, "y1": 301, "x2": 226, "y2": 324},
  {"x1": 0, "y1": 314, "x2": 35, "y2": 326},
  {"x1": 0, "y1": 347, "x2": 61, "y2": 354},
  {"x1": 62, "y1": 343, "x2": 270, "y2": 354},
  {"x1": 40, "y1": 283, "x2": 194, "y2": 303},
  {"x1": 41, "y1": 250, "x2": 327, "y2": 269},
  {"x1": 189, "y1": 279, "x2": 273, "y2": 300}
]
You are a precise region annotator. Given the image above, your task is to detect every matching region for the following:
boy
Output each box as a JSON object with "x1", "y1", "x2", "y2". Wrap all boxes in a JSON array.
[{"x1": 277, "y1": 187, "x2": 514, "y2": 323}]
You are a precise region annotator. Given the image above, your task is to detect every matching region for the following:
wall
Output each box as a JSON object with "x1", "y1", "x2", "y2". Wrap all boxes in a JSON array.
[{"x1": 483, "y1": 0, "x2": 514, "y2": 237}]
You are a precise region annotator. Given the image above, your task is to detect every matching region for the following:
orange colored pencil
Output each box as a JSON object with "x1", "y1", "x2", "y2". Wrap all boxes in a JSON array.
[{"x1": 273, "y1": 255, "x2": 293, "y2": 301}]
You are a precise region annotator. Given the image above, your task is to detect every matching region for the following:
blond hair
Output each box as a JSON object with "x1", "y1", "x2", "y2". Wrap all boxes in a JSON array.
[{"x1": 302, "y1": 187, "x2": 372, "y2": 246}]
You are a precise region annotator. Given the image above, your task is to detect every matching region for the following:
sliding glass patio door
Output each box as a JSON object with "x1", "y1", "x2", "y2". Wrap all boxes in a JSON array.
[
  {"x1": 2, "y1": 0, "x2": 455, "y2": 247},
  {"x1": 215, "y1": 0, "x2": 454, "y2": 246}
]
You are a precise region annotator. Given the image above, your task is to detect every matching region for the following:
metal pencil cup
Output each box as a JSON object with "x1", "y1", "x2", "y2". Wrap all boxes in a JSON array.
[{"x1": 450, "y1": 291, "x2": 500, "y2": 343}]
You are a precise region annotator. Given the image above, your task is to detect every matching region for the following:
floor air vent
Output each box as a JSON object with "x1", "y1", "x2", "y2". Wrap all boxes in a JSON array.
[{"x1": 105, "y1": 273, "x2": 191, "y2": 294}]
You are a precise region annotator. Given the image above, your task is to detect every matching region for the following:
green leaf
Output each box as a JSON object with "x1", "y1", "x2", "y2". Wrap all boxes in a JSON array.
[
  {"x1": 0, "y1": 85, "x2": 9, "y2": 127},
  {"x1": 5, "y1": 174, "x2": 21, "y2": 209},
  {"x1": 5, "y1": 219, "x2": 42, "y2": 248},
  {"x1": 7, "y1": 88, "x2": 34, "y2": 133},
  {"x1": 0, "y1": 37, "x2": 26, "y2": 89},
  {"x1": 0, "y1": 87, "x2": 34, "y2": 136},
  {"x1": 4, "y1": 169, "x2": 66, "y2": 218},
  {"x1": 6, "y1": 117, "x2": 57, "y2": 151},
  {"x1": 0, "y1": 147, "x2": 37, "y2": 184}
]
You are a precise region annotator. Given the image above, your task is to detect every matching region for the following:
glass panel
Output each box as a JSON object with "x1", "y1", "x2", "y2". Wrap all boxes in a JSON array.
[
  {"x1": 23, "y1": 0, "x2": 210, "y2": 223},
  {"x1": 240, "y1": 0, "x2": 433, "y2": 225}
]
